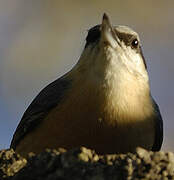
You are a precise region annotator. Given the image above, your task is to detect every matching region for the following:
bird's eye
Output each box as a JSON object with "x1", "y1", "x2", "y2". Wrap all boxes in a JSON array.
[{"x1": 131, "y1": 38, "x2": 139, "y2": 49}]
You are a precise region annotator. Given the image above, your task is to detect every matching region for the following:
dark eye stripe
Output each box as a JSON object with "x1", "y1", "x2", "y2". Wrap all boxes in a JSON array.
[
  {"x1": 85, "y1": 25, "x2": 147, "y2": 69},
  {"x1": 114, "y1": 30, "x2": 136, "y2": 47},
  {"x1": 85, "y1": 25, "x2": 101, "y2": 48},
  {"x1": 85, "y1": 25, "x2": 138, "y2": 48}
]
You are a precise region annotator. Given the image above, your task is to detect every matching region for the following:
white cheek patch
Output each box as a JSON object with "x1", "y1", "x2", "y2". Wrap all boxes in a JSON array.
[
  {"x1": 114, "y1": 43, "x2": 148, "y2": 80},
  {"x1": 128, "y1": 48, "x2": 141, "y2": 65}
]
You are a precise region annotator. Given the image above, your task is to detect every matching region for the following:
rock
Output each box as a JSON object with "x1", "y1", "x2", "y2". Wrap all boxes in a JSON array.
[
  {"x1": 0, "y1": 149, "x2": 27, "y2": 178},
  {"x1": 0, "y1": 147, "x2": 174, "y2": 179}
]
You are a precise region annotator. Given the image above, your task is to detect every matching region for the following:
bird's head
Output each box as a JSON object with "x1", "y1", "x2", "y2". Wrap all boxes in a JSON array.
[{"x1": 76, "y1": 13, "x2": 149, "y2": 90}]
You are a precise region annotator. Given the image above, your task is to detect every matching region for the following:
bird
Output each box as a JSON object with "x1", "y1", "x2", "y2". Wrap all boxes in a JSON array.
[{"x1": 10, "y1": 13, "x2": 163, "y2": 157}]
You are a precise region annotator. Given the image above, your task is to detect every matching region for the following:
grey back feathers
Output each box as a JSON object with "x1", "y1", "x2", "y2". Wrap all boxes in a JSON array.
[
  {"x1": 10, "y1": 77, "x2": 71, "y2": 149},
  {"x1": 151, "y1": 99, "x2": 163, "y2": 151}
]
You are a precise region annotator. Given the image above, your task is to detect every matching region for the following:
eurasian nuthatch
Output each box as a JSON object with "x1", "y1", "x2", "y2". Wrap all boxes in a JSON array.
[{"x1": 11, "y1": 13, "x2": 163, "y2": 157}]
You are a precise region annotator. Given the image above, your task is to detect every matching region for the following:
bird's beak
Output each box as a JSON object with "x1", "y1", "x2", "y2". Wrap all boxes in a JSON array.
[{"x1": 101, "y1": 13, "x2": 120, "y2": 48}]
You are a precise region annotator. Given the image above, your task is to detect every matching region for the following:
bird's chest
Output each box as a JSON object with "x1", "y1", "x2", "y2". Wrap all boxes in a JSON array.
[{"x1": 44, "y1": 81, "x2": 155, "y2": 153}]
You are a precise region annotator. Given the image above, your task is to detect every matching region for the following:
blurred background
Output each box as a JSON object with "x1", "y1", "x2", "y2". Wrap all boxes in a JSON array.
[{"x1": 0, "y1": 0, "x2": 173, "y2": 151}]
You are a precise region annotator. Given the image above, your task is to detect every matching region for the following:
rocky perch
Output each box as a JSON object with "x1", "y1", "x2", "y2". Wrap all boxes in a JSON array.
[{"x1": 0, "y1": 147, "x2": 174, "y2": 180}]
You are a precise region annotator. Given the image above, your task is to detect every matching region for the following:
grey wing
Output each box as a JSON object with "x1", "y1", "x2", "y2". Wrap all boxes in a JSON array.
[
  {"x1": 10, "y1": 76, "x2": 72, "y2": 149},
  {"x1": 151, "y1": 99, "x2": 163, "y2": 151}
]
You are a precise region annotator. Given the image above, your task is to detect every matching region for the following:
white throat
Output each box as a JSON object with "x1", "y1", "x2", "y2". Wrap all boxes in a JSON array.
[{"x1": 87, "y1": 45, "x2": 152, "y2": 122}]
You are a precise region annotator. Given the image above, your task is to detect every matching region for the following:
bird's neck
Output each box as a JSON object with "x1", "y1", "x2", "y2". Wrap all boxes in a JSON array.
[
  {"x1": 71, "y1": 54, "x2": 153, "y2": 124},
  {"x1": 81, "y1": 62, "x2": 153, "y2": 124}
]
